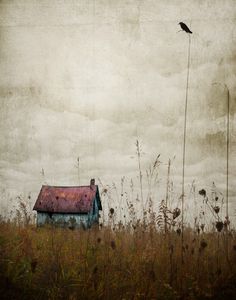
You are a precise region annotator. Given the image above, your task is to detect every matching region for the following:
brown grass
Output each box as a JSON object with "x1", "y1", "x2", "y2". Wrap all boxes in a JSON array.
[
  {"x1": 0, "y1": 221, "x2": 236, "y2": 300},
  {"x1": 0, "y1": 145, "x2": 234, "y2": 299}
]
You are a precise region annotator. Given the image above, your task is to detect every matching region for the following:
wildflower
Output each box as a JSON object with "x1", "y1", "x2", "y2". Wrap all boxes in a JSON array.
[
  {"x1": 176, "y1": 228, "x2": 181, "y2": 236},
  {"x1": 200, "y1": 240, "x2": 207, "y2": 249},
  {"x1": 200, "y1": 224, "x2": 205, "y2": 232},
  {"x1": 224, "y1": 217, "x2": 230, "y2": 228},
  {"x1": 31, "y1": 259, "x2": 38, "y2": 273},
  {"x1": 102, "y1": 188, "x2": 108, "y2": 195},
  {"x1": 173, "y1": 208, "x2": 181, "y2": 219},
  {"x1": 216, "y1": 221, "x2": 223, "y2": 232},
  {"x1": 110, "y1": 240, "x2": 116, "y2": 250},
  {"x1": 199, "y1": 189, "x2": 206, "y2": 197},
  {"x1": 213, "y1": 206, "x2": 220, "y2": 214},
  {"x1": 169, "y1": 244, "x2": 174, "y2": 254}
]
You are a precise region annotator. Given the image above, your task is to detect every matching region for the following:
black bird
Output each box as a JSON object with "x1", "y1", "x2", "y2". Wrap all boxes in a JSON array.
[{"x1": 179, "y1": 22, "x2": 192, "y2": 34}]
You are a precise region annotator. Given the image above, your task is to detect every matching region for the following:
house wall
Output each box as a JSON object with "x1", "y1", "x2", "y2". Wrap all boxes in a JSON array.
[
  {"x1": 90, "y1": 196, "x2": 99, "y2": 224},
  {"x1": 36, "y1": 197, "x2": 100, "y2": 229}
]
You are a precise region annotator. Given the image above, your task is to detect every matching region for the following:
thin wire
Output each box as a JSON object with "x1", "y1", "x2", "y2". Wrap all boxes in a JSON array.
[
  {"x1": 181, "y1": 33, "x2": 191, "y2": 264},
  {"x1": 226, "y1": 87, "x2": 230, "y2": 264},
  {"x1": 226, "y1": 88, "x2": 229, "y2": 222}
]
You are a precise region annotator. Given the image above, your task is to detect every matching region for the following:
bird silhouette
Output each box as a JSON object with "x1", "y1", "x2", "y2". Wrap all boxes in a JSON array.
[{"x1": 179, "y1": 22, "x2": 192, "y2": 34}]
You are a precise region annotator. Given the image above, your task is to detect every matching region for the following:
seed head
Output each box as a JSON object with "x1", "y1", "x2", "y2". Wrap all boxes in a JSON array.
[
  {"x1": 110, "y1": 240, "x2": 116, "y2": 250},
  {"x1": 31, "y1": 259, "x2": 37, "y2": 273},
  {"x1": 176, "y1": 228, "x2": 181, "y2": 236},
  {"x1": 216, "y1": 221, "x2": 223, "y2": 232},
  {"x1": 199, "y1": 189, "x2": 206, "y2": 197},
  {"x1": 173, "y1": 208, "x2": 181, "y2": 219},
  {"x1": 169, "y1": 244, "x2": 174, "y2": 254},
  {"x1": 200, "y1": 240, "x2": 207, "y2": 249},
  {"x1": 200, "y1": 224, "x2": 205, "y2": 232}
]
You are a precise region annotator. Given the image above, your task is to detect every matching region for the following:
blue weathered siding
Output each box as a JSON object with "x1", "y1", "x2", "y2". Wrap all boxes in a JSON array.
[
  {"x1": 90, "y1": 197, "x2": 99, "y2": 224},
  {"x1": 37, "y1": 197, "x2": 100, "y2": 229}
]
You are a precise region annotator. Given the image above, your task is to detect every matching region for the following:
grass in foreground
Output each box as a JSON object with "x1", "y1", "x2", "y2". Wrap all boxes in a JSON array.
[{"x1": 0, "y1": 222, "x2": 236, "y2": 300}]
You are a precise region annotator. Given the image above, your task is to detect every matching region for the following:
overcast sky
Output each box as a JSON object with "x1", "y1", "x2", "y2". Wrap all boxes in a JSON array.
[{"x1": 0, "y1": 0, "x2": 235, "y2": 224}]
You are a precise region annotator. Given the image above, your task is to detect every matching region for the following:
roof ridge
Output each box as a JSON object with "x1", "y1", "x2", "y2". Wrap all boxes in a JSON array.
[{"x1": 42, "y1": 185, "x2": 98, "y2": 188}]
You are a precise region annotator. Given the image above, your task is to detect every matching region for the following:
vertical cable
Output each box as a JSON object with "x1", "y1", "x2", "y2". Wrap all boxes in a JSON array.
[
  {"x1": 181, "y1": 34, "x2": 191, "y2": 264},
  {"x1": 226, "y1": 88, "x2": 229, "y2": 222},
  {"x1": 226, "y1": 87, "x2": 230, "y2": 261}
]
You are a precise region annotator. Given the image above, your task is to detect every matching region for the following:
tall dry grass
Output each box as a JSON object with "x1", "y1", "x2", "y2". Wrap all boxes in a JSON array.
[
  {"x1": 0, "y1": 142, "x2": 235, "y2": 299},
  {"x1": 0, "y1": 220, "x2": 236, "y2": 300}
]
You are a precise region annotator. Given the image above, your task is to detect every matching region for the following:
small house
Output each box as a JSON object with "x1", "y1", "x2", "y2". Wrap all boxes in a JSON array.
[{"x1": 33, "y1": 179, "x2": 102, "y2": 229}]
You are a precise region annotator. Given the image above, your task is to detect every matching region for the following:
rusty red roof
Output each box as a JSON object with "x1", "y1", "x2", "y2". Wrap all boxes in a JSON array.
[{"x1": 33, "y1": 185, "x2": 102, "y2": 213}]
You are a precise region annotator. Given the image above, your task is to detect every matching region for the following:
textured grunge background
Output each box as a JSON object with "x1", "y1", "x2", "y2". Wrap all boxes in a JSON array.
[{"x1": 0, "y1": 0, "x2": 235, "y2": 222}]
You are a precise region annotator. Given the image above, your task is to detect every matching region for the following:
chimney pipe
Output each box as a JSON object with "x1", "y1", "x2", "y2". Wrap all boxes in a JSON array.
[{"x1": 90, "y1": 179, "x2": 95, "y2": 186}]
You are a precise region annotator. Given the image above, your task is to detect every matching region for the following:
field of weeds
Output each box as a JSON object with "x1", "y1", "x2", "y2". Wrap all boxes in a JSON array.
[
  {"x1": 0, "y1": 221, "x2": 236, "y2": 300},
  {"x1": 0, "y1": 146, "x2": 235, "y2": 299}
]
